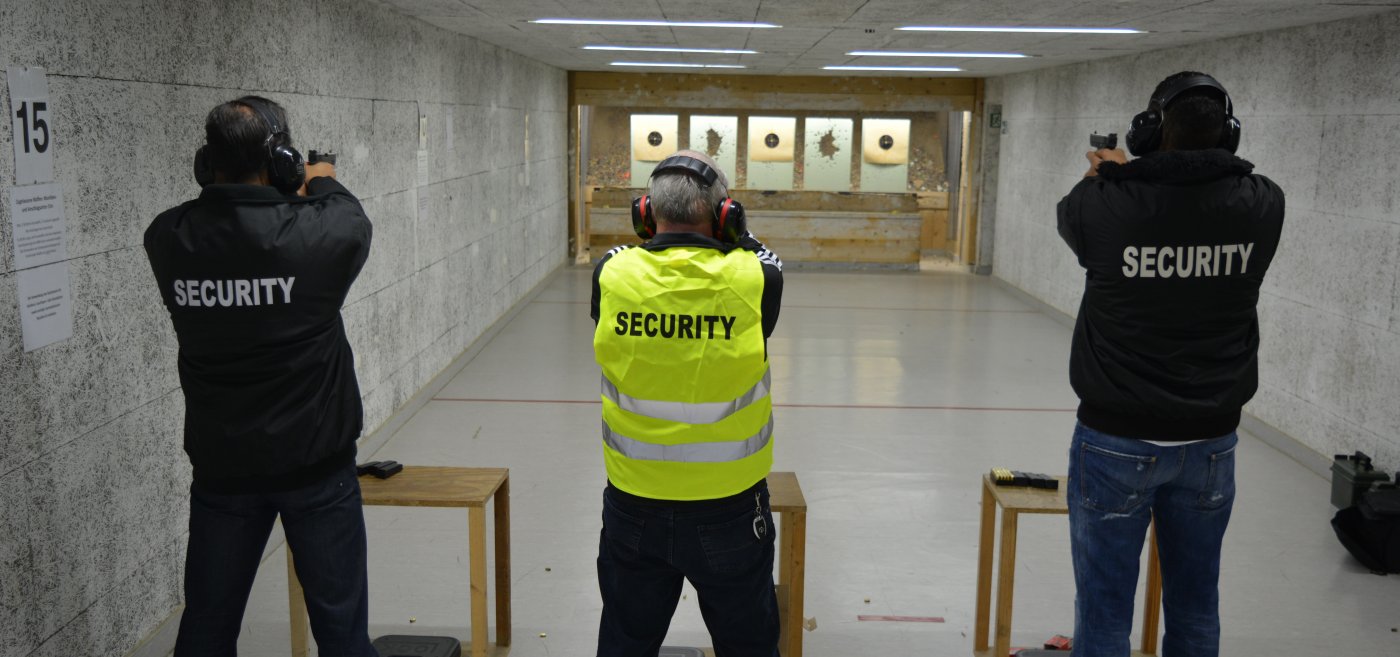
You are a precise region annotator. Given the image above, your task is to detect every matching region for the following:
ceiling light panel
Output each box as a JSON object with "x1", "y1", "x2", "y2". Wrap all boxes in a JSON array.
[
  {"x1": 533, "y1": 18, "x2": 780, "y2": 28},
  {"x1": 847, "y1": 50, "x2": 1028, "y2": 58},
  {"x1": 823, "y1": 65, "x2": 963, "y2": 72},
  {"x1": 585, "y1": 45, "x2": 758, "y2": 54},
  {"x1": 896, "y1": 26, "x2": 1143, "y2": 34},
  {"x1": 610, "y1": 62, "x2": 747, "y2": 69}
]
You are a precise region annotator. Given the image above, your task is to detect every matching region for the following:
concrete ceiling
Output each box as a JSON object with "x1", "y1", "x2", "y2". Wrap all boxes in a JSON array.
[{"x1": 376, "y1": 0, "x2": 1400, "y2": 77}]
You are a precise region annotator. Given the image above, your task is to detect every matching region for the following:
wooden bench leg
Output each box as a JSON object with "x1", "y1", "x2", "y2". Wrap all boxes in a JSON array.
[
  {"x1": 469, "y1": 506, "x2": 488, "y2": 657},
  {"x1": 494, "y1": 477, "x2": 512, "y2": 647},
  {"x1": 974, "y1": 480, "x2": 996, "y2": 652},
  {"x1": 779, "y1": 510, "x2": 806, "y2": 657},
  {"x1": 1142, "y1": 520, "x2": 1163, "y2": 656},
  {"x1": 994, "y1": 510, "x2": 1020, "y2": 657},
  {"x1": 287, "y1": 546, "x2": 310, "y2": 657}
]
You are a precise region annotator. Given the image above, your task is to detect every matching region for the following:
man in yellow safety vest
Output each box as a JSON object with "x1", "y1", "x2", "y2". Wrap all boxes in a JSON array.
[{"x1": 590, "y1": 149, "x2": 784, "y2": 657}]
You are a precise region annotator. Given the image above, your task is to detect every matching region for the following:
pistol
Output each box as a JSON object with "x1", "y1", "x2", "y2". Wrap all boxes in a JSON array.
[
  {"x1": 1089, "y1": 133, "x2": 1117, "y2": 150},
  {"x1": 307, "y1": 150, "x2": 338, "y2": 166}
]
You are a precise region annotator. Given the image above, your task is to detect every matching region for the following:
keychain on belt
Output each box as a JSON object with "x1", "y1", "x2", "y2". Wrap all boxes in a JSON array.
[{"x1": 752, "y1": 492, "x2": 768, "y2": 539}]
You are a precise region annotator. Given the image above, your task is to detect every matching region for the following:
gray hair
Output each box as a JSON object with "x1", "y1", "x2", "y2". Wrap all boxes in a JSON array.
[{"x1": 648, "y1": 151, "x2": 729, "y2": 227}]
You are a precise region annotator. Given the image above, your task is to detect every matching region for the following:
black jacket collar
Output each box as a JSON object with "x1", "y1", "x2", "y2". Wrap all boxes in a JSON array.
[
  {"x1": 643, "y1": 231, "x2": 737, "y2": 253},
  {"x1": 197, "y1": 183, "x2": 291, "y2": 204},
  {"x1": 1098, "y1": 149, "x2": 1254, "y2": 185}
]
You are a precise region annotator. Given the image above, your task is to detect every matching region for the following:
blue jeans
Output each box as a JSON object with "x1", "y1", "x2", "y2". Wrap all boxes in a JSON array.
[
  {"x1": 1068, "y1": 423, "x2": 1238, "y2": 657},
  {"x1": 174, "y1": 464, "x2": 376, "y2": 657},
  {"x1": 597, "y1": 481, "x2": 780, "y2": 657}
]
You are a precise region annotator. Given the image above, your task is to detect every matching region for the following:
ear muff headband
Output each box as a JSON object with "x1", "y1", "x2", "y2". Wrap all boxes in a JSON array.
[
  {"x1": 1126, "y1": 74, "x2": 1241, "y2": 155},
  {"x1": 241, "y1": 97, "x2": 305, "y2": 193},
  {"x1": 651, "y1": 155, "x2": 719, "y2": 187}
]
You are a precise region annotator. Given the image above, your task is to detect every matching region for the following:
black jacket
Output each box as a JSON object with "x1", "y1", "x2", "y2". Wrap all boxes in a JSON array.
[
  {"x1": 144, "y1": 178, "x2": 372, "y2": 491},
  {"x1": 1057, "y1": 149, "x2": 1285, "y2": 440}
]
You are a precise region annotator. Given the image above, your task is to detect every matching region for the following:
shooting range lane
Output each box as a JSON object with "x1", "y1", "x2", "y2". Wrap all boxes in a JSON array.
[{"x1": 232, "y1": 268, "x2": 1398, "y2": 656}]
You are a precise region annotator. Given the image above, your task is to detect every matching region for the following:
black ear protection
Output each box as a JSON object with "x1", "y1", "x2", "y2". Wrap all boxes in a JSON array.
[
  {"x1": 193, "y1": 145, "x2": 215, "y2": 187},
  {"x1": 193, "y1": 97, "x2": 305, "y2": 193},
  {"x1": 631, "y1": 155, "x2": 747, "y2": 243},
  {"x1": 1125, "y1": 73, "x2": 1241, "y2": 156}
]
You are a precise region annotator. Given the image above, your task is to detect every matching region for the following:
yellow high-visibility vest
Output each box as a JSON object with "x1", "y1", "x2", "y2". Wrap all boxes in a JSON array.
[{"x1": 594, "y1": 245, "x2": 773, "y2": 501}]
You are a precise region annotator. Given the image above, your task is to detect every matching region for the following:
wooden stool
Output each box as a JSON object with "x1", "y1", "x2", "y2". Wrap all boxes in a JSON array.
[
  {"x1": 287, "y1": 466, "x2": 510, "y2": 657},
  {"x1": 973, "y1": 474, "x2": 1163, "y2": 657},
  {"x1": 768, "y1": 472, "x2": 807, "y2": 657}
]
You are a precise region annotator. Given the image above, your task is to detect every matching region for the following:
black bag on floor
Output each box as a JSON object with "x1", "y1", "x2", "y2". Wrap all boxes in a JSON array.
[{"x1": 1331, "y1": 488, "x2": 1400, "y2": 574}]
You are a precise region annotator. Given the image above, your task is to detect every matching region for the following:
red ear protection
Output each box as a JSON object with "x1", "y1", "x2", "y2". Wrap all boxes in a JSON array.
[
  {"x1": 631, "y1": 194, "x2": 656, "y2": 240},
  {"x1": 712, "y1": 197, "x2": 747, "y2": 243}
]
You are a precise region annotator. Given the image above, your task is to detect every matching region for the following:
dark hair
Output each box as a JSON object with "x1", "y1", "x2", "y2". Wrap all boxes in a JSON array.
[
  {"x1": 203, "y1": 96, "x2": 291, "y2": 181},
  {"x1": 1154, "y1": 71, "x2": 1226, "y2": 151}
]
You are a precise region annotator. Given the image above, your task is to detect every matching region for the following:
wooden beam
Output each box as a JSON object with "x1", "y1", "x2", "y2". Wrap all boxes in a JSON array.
[
  {"x1": 567, "y1": 72, "x2": 584, "y2": 262},
  {"x1": 571, "y1": 72, "x2": 978, "y2": 113},
  {"x1": 961, "y1": 78, "x2": 986, "y2": 266}
]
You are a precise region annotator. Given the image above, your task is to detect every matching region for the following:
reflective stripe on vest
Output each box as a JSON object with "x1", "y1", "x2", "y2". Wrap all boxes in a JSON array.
[
  {"x1": 602, "y1": 416, "x2": 774, "y2": 463},
  {"x1": 601, "y1": 367, "x2": 771, "y2": 425}
]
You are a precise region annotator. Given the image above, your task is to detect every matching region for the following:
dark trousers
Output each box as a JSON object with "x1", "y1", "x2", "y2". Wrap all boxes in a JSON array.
[
  {"x1": 174, "y1": 463, "x2": 377, "y2": 657},
  {"x1": 1068, "y1": 423, "x2": 1238, "y2": 657},
  {"x1": 597, "y1": 481, "x2": 780, "y2": 657}
]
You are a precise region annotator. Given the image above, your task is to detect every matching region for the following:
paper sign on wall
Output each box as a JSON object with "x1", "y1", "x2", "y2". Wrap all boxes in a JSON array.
[
  {"x1": 7, "y1": 67, "x2": 55, "y2": 185},
  {"x1": 17, "y1": 262, "x2": 73, "y2": 352},
  {"x1": 9, "y1": 182, "x2": 67, "y2": 269},
  {"x1": 9, "y1": 181, "x2": 72, "y2": 351}
]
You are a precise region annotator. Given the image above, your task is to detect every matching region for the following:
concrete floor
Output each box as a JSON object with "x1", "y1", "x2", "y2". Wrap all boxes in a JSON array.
[{"x1": 234, "y1": 266, "x2": 1399, "y2": 656}]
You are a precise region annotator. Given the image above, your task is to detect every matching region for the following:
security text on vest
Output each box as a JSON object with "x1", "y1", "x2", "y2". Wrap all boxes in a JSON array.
[{"x1": 614, "y1": 311, "x2": 737, "y2": 340}]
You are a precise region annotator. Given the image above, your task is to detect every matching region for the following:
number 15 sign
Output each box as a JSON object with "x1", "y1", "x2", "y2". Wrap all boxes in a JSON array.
[{"x1": 8, "y1": 67, "x2": 54, "y2": 185}]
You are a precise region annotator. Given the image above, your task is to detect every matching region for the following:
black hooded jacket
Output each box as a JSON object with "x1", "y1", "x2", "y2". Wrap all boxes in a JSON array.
[
  {"x1": 1057, "y1": 149, "x2": 1285, "y2": 440},
  {"x1": 144, "y1": 178, "x2": 371, "y2": 491}
]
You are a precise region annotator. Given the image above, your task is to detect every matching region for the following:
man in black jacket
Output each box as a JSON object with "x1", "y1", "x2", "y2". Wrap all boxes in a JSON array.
[
  {"x1": 145, "y1": 96, "x2": 376, "y2": 656},
  {"x1": 1057, "y1": 72, "x2": 1284, "y2": 657}
]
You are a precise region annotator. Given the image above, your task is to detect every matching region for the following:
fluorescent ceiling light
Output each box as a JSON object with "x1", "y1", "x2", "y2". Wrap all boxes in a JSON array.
[
  {"x1": 847, "y1": 50, "x2": 1027, "y2": 58},
  {"x1": 533, "y1": 18, "x2": 779, "y2": 28},
  {"x1": 585, "y1": 45, "x2": 758, "y2": 54},
  {"x1": 824, "y1": 65, "x2": 962, "y2": 72},
  {"x1": 897, "y1": 26, "x2": 1143, "y2": 34},
  {"x1": 610, "y1": 62, "x2": 747, "y2": 69}
]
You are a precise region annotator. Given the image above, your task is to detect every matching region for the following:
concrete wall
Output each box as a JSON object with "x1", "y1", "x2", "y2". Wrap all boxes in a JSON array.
[
  {"x1": 0, "y1": 1, "x2": 567, "y2": 655},
  {"x1": 987, "y1": 11, "x2": 1400, "y2": 468}
]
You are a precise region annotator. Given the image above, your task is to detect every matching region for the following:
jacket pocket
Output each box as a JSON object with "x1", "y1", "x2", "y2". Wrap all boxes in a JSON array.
[{"x1": 1078, "y1": 443, "x2": 1156, "y2": 514}]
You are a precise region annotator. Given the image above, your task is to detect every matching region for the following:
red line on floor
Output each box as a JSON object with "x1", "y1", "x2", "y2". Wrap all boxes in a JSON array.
[
  {"x1": 532, "y1": 299, "x2": 1039, "y2": 314},
  {"x1": 775, "y1": 402, "x2": 1075, "y2": 413},
  {"x1": 429, "y1": 398, "x2": 1076, "y2": 413},
  {"x1": 857, "y1": 615, "x2": 946, "y2": 623},
  {"x1": 784, "y1": 304, "x2": 1038, "y2": 314}
]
